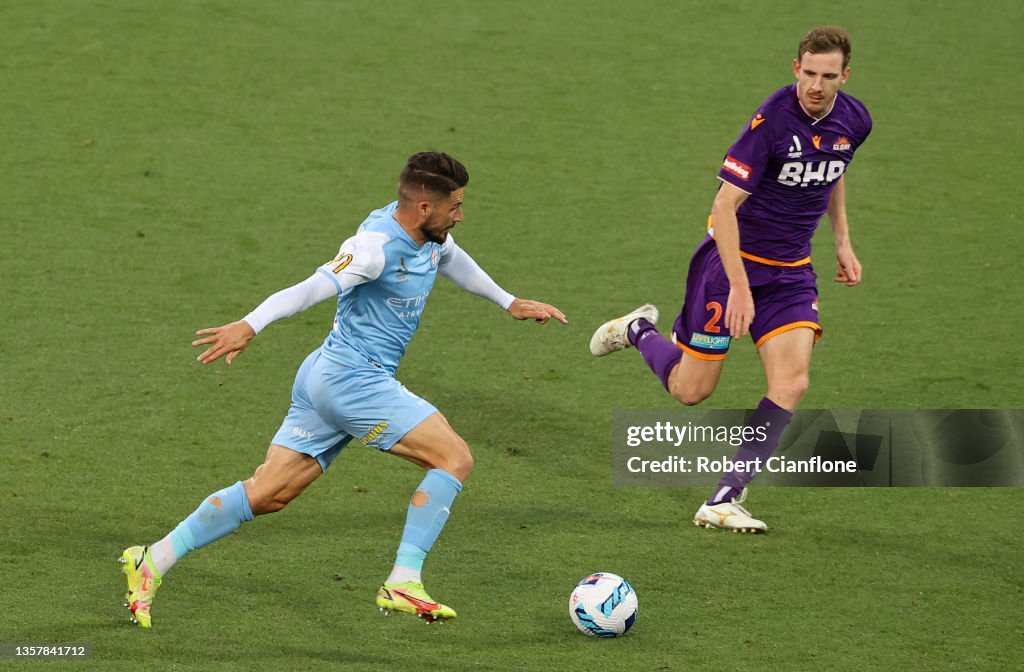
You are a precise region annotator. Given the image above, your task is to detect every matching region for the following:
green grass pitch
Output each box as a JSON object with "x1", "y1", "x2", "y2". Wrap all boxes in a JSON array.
[{"x1": 1, "y1": 1, "x2": 1021, "y2": 670}]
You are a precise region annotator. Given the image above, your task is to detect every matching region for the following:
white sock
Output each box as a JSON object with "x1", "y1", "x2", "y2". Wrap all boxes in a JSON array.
[
  {"x1": 386, "y1": 565, "x2": 421, "y2": 585},
  {"x1": 148, "y1": 535, "x2": 179, "y2": 576}
]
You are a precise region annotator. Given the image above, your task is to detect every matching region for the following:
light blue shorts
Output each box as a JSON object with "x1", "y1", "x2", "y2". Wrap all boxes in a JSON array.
[{"x1": 271, "y1": 348, "x2": 438, "y2": 470}]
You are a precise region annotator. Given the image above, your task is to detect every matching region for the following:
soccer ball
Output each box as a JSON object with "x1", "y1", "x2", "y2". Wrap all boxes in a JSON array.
[{"x1": 569, "y1": 572, "x2": 638, "y2": 637}]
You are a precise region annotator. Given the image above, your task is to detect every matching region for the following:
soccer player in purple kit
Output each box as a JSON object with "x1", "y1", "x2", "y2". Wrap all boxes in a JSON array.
[{"x1": 591, "y1": 26, "x2": 872, "y2": 532}]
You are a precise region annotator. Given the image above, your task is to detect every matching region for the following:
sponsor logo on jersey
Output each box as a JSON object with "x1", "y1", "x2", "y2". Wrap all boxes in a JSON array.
[
  {"x1": 750, "y1": 114, "x2": 766, "y2": 130},
  {"x1": 360, "y1": 421, "x2": 389, "y2": 446},
  {"x1": 387, "y1": 292, "x2": 429, "y2": 309},
  {"x1": 788, "y1": 135, "x2": 803, "y2": 158},
  {"x1": 722, "y1": 156, "x2": 752, "y2": 181},
  {"x1": 690, "y1": 332, "x2": 732, "y2": 350},
  {"x1": 832, "y1": 136, "x2": 851, "y2": 151},
  {"x1": 291, "y1": 426, "x2": 316, "y2": 440},
  {"x1": 776, "y1": 160, "x2": 846, "y2": 187}
]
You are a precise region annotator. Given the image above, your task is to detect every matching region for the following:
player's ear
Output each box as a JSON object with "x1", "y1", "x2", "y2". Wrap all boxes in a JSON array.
[
  {"x1": 417, "y1": 199, "x2": 433, "y2": 219},
  {"x1": 792, "y1": 58, "x2": 801, "y2": 78}
]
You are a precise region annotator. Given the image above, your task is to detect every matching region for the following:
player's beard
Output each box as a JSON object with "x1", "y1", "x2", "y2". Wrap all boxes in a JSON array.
[
  {"x1": 423, "y1": 227, "x2": 447, "y2": 244},
  {"x1": 423, "y1": 215, "x2": 453, "y2": 244}
]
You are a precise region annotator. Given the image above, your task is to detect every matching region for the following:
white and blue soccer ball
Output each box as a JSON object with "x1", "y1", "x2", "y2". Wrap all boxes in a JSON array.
[{"x1": 569, "y1": 572, "x2": 638, "y2": 637}]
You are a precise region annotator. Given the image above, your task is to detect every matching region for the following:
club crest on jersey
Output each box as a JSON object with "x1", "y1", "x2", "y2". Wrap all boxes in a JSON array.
[
  {"x1": 430, "y1": 246, "x2": 440, "y2": 269},
  {"x1": 832, "y1": 136, "x2": 852, "y2": 151}
]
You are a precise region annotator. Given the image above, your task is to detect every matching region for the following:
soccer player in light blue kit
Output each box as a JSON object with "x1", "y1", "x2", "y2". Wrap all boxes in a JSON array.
[{"x1": 120, "y1": 152, "x2": 567, "y2": 628}]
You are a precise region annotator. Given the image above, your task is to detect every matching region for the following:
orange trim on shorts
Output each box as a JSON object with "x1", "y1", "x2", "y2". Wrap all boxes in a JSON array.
[
  {"x1": 675, "y1": 340, "x2": 728, "y2": 361},
  {"x1": 738, "y1": 250, "x2": 811, "y2": 267},
  {"x1": 706, "y1": 215, "x2": 812, "y2": 267},
  {"x1": 754, "y1": 321, "x2": 822, "y2": 348}
]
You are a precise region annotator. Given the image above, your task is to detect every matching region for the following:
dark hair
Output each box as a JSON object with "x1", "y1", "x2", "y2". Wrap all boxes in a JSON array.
[
  {"x1": 798, "y1": 26, "x2": 852, "y2": 69},
  {"x1": 398, "y1": 152, "x2": 469, "y2": 200}
]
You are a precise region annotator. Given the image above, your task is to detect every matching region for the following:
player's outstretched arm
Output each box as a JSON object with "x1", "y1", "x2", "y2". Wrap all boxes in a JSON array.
[
  {"x1": 193, "y1": 321, "x2": 256, "y2": 365},
  {"x1": 439, "y1": 239, "x2": 566, "y2": 324},
  {"x1": 507, "y1": 298, "x2": 568, "y2": 324},
  {"x1": 827, "y1": 176, "x2": 862, "y2": 286},
  {"x1": 193, "y1": 271, "x2": 340, "y2": 365}
]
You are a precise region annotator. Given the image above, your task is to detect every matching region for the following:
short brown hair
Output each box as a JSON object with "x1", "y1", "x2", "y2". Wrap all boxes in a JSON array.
[
  {"x1": 398, "y1": 152, "x2": 469, "y2": 201},
  {"x1": 798, "y1": 26, "x2": 852, "y2": 69}
]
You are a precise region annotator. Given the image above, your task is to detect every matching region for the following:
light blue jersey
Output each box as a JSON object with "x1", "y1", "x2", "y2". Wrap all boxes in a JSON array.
[
  {"x1": 315, "y1": 201, "x2": 449, "y2": 374},
  {"x1": 267, "y1": 200, "x2": 513, "y2": 467}
]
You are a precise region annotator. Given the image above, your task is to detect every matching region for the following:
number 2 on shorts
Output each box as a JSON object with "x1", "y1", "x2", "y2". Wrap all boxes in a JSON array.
[{"x1": 704, "y1": 301, "x2": 723, "y2": 333}]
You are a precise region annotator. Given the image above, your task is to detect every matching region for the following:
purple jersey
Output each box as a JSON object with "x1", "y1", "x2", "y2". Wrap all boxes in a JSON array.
[{"x1": 716, "y1": 84, "x2": 872, "y2": 264}]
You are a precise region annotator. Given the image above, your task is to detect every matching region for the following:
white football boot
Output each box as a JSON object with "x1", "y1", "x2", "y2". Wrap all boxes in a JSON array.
[
  {"x1": 693, "y1": 488, "x2": 768, "y2": 534},
  {"x1": 589, "y1": 304, "x2": 659, "y2": 357}
]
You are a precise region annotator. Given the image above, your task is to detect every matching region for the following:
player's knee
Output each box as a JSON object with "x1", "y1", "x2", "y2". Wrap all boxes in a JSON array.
[
  {"x1": 675, "y1": 391, "x2": 709, "y2": 407},
  {"x1": 446, "y1": 442, "x2": 474, "y2": 482},
  {"x1": 669, "y1": 380, "x2": 713, "y2": 407},
  {"x1": 770, "y1": 373, "x2": 810, "y2": 408}
]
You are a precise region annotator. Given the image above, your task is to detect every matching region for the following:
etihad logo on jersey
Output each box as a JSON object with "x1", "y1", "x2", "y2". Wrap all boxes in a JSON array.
[
  {"x1": 833, "y1": 136, "x2": 852, "y2": 151},
  {"x1": 387, "y1": 292, "x2": 429, "y2": 309},
  {"x1": 750, "y1": 114, "x2": 766, "y2": 130},
  {"x1": 777, "y1": 160, "x2": 846, "y2": 187},
  {"x1": 722, "y1": 156, "x2": 751, "y2": 181}
]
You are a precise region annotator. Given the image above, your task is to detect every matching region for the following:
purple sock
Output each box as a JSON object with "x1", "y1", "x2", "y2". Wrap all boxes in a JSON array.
[
  {"x1": 708, "y1": 397, "x2": 793, "y2": 504},
  {"x1": 628, "y1": 318, "x2": 682, "y2": 390}
]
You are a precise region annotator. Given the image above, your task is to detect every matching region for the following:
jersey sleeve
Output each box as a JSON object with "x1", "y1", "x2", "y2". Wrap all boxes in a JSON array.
[
  {"x1": 439, "y1": 232, "x2": 458, "y2": 261},
  {"x1": 315, "y1": 230, "x2": 389, "y2": 293},
  {"x1": 438, "y1": 235, "x2": 515, "y2": 310},
  {"x1": 717, "y1": 105, "x2": 776, "y2": 194},
  {"x1": 242, "y1": 272, "x2": 338, "y2": 335}
]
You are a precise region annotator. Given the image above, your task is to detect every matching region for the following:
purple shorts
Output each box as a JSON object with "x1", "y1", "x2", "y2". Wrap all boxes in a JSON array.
[{"x1": 672, "y1": 236, "x2": 821, "y2": 360}]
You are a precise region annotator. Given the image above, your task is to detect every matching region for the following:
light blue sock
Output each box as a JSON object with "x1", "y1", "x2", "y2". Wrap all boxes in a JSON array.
[
  {"x1": 170, "y1": 481, "x2": 254, "y2": 557},
  {"x1": 395, "y1": 542, "x2": 427, "y2": 572},
  {"x1": 394, "y1": 469, "x2": 462, "y2": 572}
]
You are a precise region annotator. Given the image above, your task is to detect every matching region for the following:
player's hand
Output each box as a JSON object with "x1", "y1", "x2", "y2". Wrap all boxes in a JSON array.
[
  {"x1": 193, "y1": 320, "x2": 257, "y2": 365},
  {"x1": 725, "y1": 286, "x2": 755, "y2": 338},
  {"x1": 834, "y1": 245, "x2": 862, "y2": 286},
  {"x1": 507, "y1": 298, "x2": 568, "y2": 324}
]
